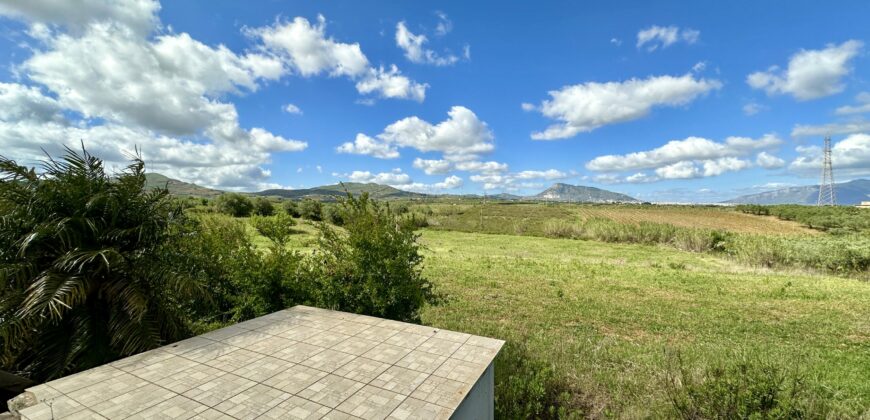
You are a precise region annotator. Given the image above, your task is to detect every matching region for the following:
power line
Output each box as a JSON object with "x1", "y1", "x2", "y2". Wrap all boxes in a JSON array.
[{"x1": 817, "y1": 136, "x2": 836, "y2": 206}]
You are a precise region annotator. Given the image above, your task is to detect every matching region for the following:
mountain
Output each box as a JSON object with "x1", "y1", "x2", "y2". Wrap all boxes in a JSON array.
[
  {"x1": 723, "y1": 179, "x2": 870, "y2": 205},
  {"x1": 144, "y1": 173, "x2": 222, "y2": 198},
  {"x1": 533, "y1": 183, "x2": 639, "y2": 203},
  {"x1": 255, "y1": 182, "x2": 428, "y2": 200}
]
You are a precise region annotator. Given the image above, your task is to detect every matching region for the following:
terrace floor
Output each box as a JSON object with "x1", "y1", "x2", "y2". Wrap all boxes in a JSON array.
[{"x1": 10, "y1": 306, "x2": 503, "y2": 420}]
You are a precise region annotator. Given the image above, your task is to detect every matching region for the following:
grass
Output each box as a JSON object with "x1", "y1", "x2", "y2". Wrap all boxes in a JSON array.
[{"x1": 417, "y1": 230, "x2": 870, "y2": 417}]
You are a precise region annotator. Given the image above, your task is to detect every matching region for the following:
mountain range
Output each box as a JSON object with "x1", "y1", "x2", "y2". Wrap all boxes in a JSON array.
[{"x1": 723, "y1": 179, "x2": 870, "y2": 205}]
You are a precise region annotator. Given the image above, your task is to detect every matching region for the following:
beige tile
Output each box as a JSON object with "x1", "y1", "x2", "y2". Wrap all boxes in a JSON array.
[
  {"x1": 322, "y1": 409, "x2": 364, "y2": 419},
  {"x1": 362, "y1": 343, "x2": 412, "y2": 364},
  {"x1": 123, "y1": 354, "x2": 199, "y2": 382},
  {"x1": 333, "y1": 357, "x2": 392, "y2": 383},
  {"x1": 110, "y1": 348, "x2": 174, "y2": 371},
  {"x1": 465, "y1": 335, "x2": 505, "y2": 351},
  {"x1": 220, "y1": 329, "x2": 274, "y2": 347},
  {"x1": 262, "y1": 364, "x2": 329, "y2": 394},
  {"x1": 386, "y1": 397, "x2": 453, "y2": 420},
  {"x1": 126, "y1": 395, "x2": 210, "y2": 420},
  {"x1": 204, "y1": 348, "x2": 265, "y2": 373},
  {"x1": 162, "y1": 337, "x2": 215, "y2": 355},
  {"x1": 297, "y1": 374, "x2": 365, "y2": 408},
  {"x1": 199, "y1": 324, "x2": 248, "y2": 341},
  {"x1": 254, "y1": 317, "x2": 312, "y2": 335},
  {"x1": 402, "y1": 324, "x2": 438, "y2": 337},
  {"x1": 188, "y1": 408, "x2": 236, "y2": 419},
  {"x1": 278, "y1": 325, "x2": 325, "y2": 342},
  {"x1": 394, "y1": 350, "x2": 448, "y2": 374},
  {"x1": 384, "y1": 331, "x2": 430, "y2": 349},
  {"x1": 375, "y1": 319, "x2": 409, "y2": 330},
  {"x1": 299, "y1": 330, "x2": 352, "y2": 348},
  {"x1": 17, "y1": 397, "x2": 86, "y2": 420},
  {"x1": 431, "y1": 330, "x2": 471, "y2": 344},
  {"x1": 160, "y1": 363, "x2": 228, "y2": 394},
  {"x1": 23, "y1": 383, "x2": 63, "y2": 400},
  {"x1": 48, "y1": 365, "x2": 126, "y2": 395},
  {"x1": 179, "y1": 341, "x2": 241, "y2": 363},
  {"x1": 300, "y1": 348, "x2": 357, "y2": 372},
  {"x1": 256, "y1": 395, "x2": 332, "y2": 420},
  {"x1": 354, "y1": 325, "x2": 401, "y2": 343},
  {"x1": 450, "y1": 343, "x2": 501, "y2": 365},
  {"x1": 65, "y1": 371, "x2": 149, "y2": 407},
  {"x1": 409, "y1": 375, "x2": 472, "y2": 409},
  {"x1": 370, "y1": 366, "x2": 429, "y2": 396},
  {"x1": 331, "y1": 320, "x2": 373, "y2": 336},
  {"x1": 90, "y1": 383, "x2": 176, "y2": 419},
  {"x1": 269, "y1": 340, "x2": 325, "y2": 363},
  {"x1": 335, "y1": 385, "x2": 405, "y2": 419},
  {"x1": 232, "y1": 317, "x2": 274, "y2": 330},
  {"x1": 332, "y1": 336, "x2": 380, "y2": 356},
  {"x1": 432, "y1": 358, "x2": 488, "y2": 384},
  {"x1": 227, "y1": 355, "x2": 289, "y2": 382},
  {"x1": 415, "y1": 337, "x2": 461, "y2": 357},
  {"x1": 181, "y1": 372, "x2": 256, "y2": 407},
  {"x1": 213, "y1": 384, "x2": 290, "y2": 418}
]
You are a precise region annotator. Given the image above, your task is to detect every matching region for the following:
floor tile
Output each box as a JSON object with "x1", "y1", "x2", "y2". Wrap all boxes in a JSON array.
[
  {"x1": 333, "y1": 357, "x2": 392, "y2": 383},
  {"x1": 262, "y1": 364, "x2": 329, "y2": 394},
  {"x1": 297, "y1": 374, "x2": 365, "y2": 408},
  {"x1": 370, "y1": 366, "x2": 429, "y2": 396},
  {"x1": 212, "y1": 384, "x2": 290, "y2": 418},
  {"x1": 335, "y1": 385, "x2": 405, "y2": 420}
]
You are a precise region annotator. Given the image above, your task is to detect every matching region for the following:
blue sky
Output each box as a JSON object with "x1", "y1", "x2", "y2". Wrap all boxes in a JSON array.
[{"x1": 0, "y1": 0, "x2": 868, "y2": 201}]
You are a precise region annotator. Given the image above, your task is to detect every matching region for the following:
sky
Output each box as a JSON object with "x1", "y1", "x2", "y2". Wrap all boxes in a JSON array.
[{"x1": 0, "y1": 0, "x2": 869, "y2": 202}]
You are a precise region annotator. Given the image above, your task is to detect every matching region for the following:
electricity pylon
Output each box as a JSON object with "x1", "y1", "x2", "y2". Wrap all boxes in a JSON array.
[{"x1": 817, "y1": 136, "x2": 836, "y2": 206}]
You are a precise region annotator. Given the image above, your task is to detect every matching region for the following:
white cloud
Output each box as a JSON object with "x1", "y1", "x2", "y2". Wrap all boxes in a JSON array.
[
  {"x1": 789, "y1": 133, "x2": 870, "y2": 176},
  {"x1": 250, "y1": 15, "x2": 427, "y2": 101},
  {"x1": 434, "y1": 11, "x2": 452, "y2": 36},
  {"x1": 586, "y1": 134, "x2": 781, "y2": 172},
  {"x1": 520, "y1": 102, "x2": 535, "y2": 111},
  {"x1": 610, "y1": 38, "x2": 622, "y2": 46},
  {"x1": 395, "y1": 21, "x2": 458, "y2": 66},
  {"x1": 412, "y1": 158, "x2": 508, "y2": 175},
  {"x1": 0, "y1": 0, "x2": 160, "y2": 35},
  {"x1": 399, "y1": 175, "x2": 464, "y2": 193},
  {"x1": 470, "y1": 169, "x2": 569, "y2": 190},
  {"x1": 636, "y1": 25, "x2": 700, "y2": 51},
  {"x1": 742, "y1": 102, "x2": 766, "y2": 116},
  {"x1": 342, "y1": 168, "x2": 412, "y2": 185},
  {"x1": 0, "y1": 82, "x2": 63, "y2": 122},
  {"x1": 283, "y1": 103, "x2": 302, "y2": 114},
  {"x1": 338, "y1": 106, "x2": 494, "y2": 160},
  {"x1": 755, "y1": 151, "x2": 786, "y2": 169},
  {"x1": 835, "y1": 92, "x2": 870, "y2": 115},
  {"x1": 529, "y1": 73, "x2": 721, "y2": 140},
  {"x1": 337, "y1": 133, "x2": 400, "y2": 159},
  {"x1": 791, "y1": 120, "x2": 870, "y2": 137},
  {"x1": 747, "y1": 40, "x2": 863, "y2": 100},
  {"x1": 413, "y1": 158, "x2": 453, "y2": 175}
]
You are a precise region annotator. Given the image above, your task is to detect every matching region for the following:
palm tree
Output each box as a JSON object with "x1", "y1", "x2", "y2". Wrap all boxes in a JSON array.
[{"x1": 0, "y1": 147, "x2": 206, "y2": 382}]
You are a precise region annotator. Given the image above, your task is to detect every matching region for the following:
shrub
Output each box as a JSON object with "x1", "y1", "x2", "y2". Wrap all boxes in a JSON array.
[
  {"x1": 253, "y1": 197, "x2": 275, "y2": 216},
  {"x1": 664, "y1": 350, "x2": 840, "y2": 419},
  {"x1": 306, "y1": 193, "x2": 436, "y2": 322},
  {"x1": 300, "y1": 198, "x2": 323, "y2": 221},
  {"x1": 0, "y1": 148, "x2": 206, "y2": 381},
  {"x1": 283, "y1": 200, "x2": 300, "y2": 217},
  {"x1": 324, "y1": 204, "x2": 345, "y2": 226},
  {"x1": 215, "y1": 193, "x2": 254, "y2": 217},
  {"x1": 250, "y1": 213, "x2": 297, "y2": 245}
]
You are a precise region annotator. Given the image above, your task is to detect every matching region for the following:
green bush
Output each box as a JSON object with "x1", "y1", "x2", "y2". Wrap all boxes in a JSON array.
[
  {"x1": 300, "y1": 198, "x2": 323, "y2": 221},
  {"x1": 324, "y1": 204, "x2": 345, "y2": 226},
  {"x1": 664, "y1": 350, "x2": 841, "y2": 419},
  {"x1": 0, "y1": 148, "x2": 206, "y2": 381},
  {"x1": 250, "y1": 213, "x2": 297, "y2": 245},
  {"x1": 253, "y1": 197, "x2": 275, "y2": 216},
  {"x1": 306, "y1": 193, "x2": 436, "y2": 322},
  {"x1": 215, "y1": 193, "x2": 254, "y2": 217},
  {"x1": 283, "y1": 200, "x2": 300, "y2": 217},
  {"x1": 495, "y1": 340, "x2": 581, "y2": 419}
]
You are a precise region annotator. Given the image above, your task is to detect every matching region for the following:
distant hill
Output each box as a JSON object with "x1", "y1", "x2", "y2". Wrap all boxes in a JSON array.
[
  {"x1": 255, "y1": 182, "x2": 428, "y2": 201},
  {"x1": 724, "y1": 179, "x2": 870, "y2": 205},
  {"x1": 144, "y1": 173, "x2": 222, "y2": 198},
  {"x1": 533, "y1": 183, "x2": 639, "y2": 203}
]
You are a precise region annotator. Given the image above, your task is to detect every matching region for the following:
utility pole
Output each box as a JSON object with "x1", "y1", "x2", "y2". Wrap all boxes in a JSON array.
[{"x1": 817, "y1": 136, "x2": 836, "y2": 206}]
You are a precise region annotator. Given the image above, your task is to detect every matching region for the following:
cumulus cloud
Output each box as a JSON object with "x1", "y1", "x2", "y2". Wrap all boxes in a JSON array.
[
  {"x1": 0, "y1": 0, "x2": 160, "y2": 35},
  {"x1": 470, "y1": 169, "x2": 569, "y2": 190},
  {"x1": 337, "y1": 106, "x2": 494, "y2": 160},
  {"x1": 395, "y1": 21, "x2": 458, "y2": 66},
  {"x1": 413, "y1": 158, "x2": 453, "y2": 175},
  {"x1": 755, "y1": 151, "x2": 786, "y2": 169},
  {"x1": 412, "y1": 158, "x2": 508, "y2": 175},
  {"x1": 528, "y1": 73, "x2": 721, "y2": 140},
  {"x1": 747, "y1": 40, "x2": 863, "y2": 100},
  {"x1": 636, "y1": 25, "x2": 700, "y2": 51},
  {"x1": 250, "y1": 15, "x2": 427, "y2": 101},
  {"x1": 400, "y1": 175, "x2": 464, "y2": 192},
  {"x1": 791, "y1": 120, "x2": 870, "y2": 137},
  {"x1": 835, "y1": 92, "x2": 870, "y2": 115},
  {"x1": 742, "y1": 102, "x2": 766, "y2": 116},
  {"x1": 789, "y1": 133, "x2": 870, "y2": 176},
  {"x1": 283, "y1": 103, "x2": 302, "y2": 114},
  {"x1": 334, "y1": 168, "x2": 463, "y2": 192},
  {"x1": 586, "y1": 134, "x2": 781, "y2": 172},
  {"x1": 0, "y1": 2, "x2": 314, "y2": 190}
]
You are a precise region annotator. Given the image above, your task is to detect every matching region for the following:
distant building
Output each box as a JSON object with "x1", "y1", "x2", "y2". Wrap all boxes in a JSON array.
[{"x1": 857, "y1": 201, "x2": 870, "y2": 209}]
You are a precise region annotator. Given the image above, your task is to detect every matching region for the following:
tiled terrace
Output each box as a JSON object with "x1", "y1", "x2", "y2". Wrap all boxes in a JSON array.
[{"x1": 10, "y1": 306, "x2": 503, "y2": 420}]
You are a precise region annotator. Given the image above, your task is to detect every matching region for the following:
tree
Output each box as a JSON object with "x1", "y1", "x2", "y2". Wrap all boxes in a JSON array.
[
  {"x1": 254, "y1": 197, "x2": 275, "y2": 216},
  {"x1": 215, "y1": 193, "x2": 254, "y2": 217},
  {"x1": 307, "y1": 193, "x2": 436, "y2": 322},
  {"x1": 283, "y1": 200, "x2": 300, "y2": 217},
  {"x1": 300, "y1": 198, "x2": 323, "y2": 221},
  {"x1": 0, "y1": 147, "x2": 206, "y2": 382}
]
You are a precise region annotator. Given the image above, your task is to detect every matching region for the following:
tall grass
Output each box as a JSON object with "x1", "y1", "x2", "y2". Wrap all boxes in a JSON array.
[{"x1": 543, "y1": 218, "x2": 870, "y2": 277}]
